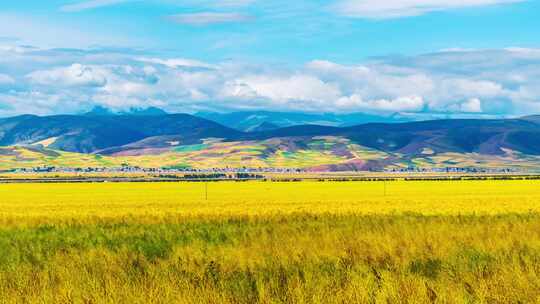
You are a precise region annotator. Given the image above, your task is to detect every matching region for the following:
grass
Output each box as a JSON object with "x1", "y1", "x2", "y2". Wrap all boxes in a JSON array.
[
  {"x1": 173, "y1": 144, "x2": 209, "y2": 153},
  {"x1": 1, "y1": 180, "x2": 540, "y2": 302}
]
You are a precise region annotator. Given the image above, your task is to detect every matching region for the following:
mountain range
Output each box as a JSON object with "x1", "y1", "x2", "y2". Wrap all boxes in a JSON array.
[
  {"x1": 195, "y1": 111, "x2": 411, "y2": 131},
  {"x1": 1, "y1": 108, "x2": 540, "y2": 171}
]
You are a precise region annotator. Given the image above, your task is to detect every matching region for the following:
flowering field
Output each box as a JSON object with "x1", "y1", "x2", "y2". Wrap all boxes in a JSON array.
[{"x1": 1, "y1": 181, "x2": 540, "y2": 303}]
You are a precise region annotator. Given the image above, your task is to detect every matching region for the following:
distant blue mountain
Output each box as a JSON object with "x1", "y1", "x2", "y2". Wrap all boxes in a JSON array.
[
  {"x1": 195, "y1": 111, "x2": 411, "y2": 132},
  {"x1": 83, "y1": 105, "x2": 115, "y2": 116},
  {"x1": 2, "y1": 109, "x2": 540, "y2": 157},
  {"x1": 0, "y1": 113, "x2": 239, "y2": 153},
  {"x1": 84, "y1": 106, "x2": 168, "y2": 117}
]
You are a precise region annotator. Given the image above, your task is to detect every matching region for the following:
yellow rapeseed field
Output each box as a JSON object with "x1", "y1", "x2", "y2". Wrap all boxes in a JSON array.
[
  {"x1": 1, "y1": 180, "x2": 540, "y2": 303},
  {"x1": 1, "y1": 180, "x2": 540, "y2": 220}
]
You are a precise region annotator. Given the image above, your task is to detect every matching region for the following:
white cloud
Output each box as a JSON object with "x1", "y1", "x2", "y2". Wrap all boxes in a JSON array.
[
  {"x1": 168, "y1": 12, "x2": 254, "y2": 25},
  {"x1": 224, "y1": 75, "x2": 341, "y2": 104},
  {"x1": 0, "y1": 90, "x2": 91, "y2": 116},
  {"x1": 440, "y1": 79, "x2": 504, "y2": 99},
  {"x1": 0, "y1": 13, "x2": 134, "y2": 48},
  {"x1": 60, "y1": 0, "x2": 128, "y2": 12},
  {"x1": 136, "y1": 57, "x2": 217, "y2": 69},
  {"x1": 60, "y1": 0, "x2": 257, "y2": 13},
  {"x1": 335, "y1": 0, "x2": 525, "y2": 19},
  {"x1": 337, "y1": 95, "x2": 425, "y2": 111},
  {"x1": 2, "y1": 46, "x2": 540, "y2": 116},
  {"x1": 461, "y1": 98, "x2": 483, "y2": 113},
  {"x1": 27, "y1": 64, "x2": 108, "y2": 87}
]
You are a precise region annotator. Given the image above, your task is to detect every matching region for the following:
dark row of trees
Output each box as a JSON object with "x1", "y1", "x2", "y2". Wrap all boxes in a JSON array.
[{"x1": 158, "y1": 173, "x2": 265, "y2": 180}]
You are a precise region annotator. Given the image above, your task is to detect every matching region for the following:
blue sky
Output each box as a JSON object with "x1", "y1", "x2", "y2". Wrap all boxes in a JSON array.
[{"x1": 0, "y1": 0, "x2": 539, "y2": 116}]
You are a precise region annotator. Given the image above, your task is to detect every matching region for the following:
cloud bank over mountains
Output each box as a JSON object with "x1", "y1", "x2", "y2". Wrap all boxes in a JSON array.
[{"x1": 0, "y1": 45, "x2": 539, "y2": 117}]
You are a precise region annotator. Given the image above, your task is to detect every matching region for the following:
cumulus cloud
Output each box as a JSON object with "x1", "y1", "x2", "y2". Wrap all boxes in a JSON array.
[
  {"x1": 224, "y1": 75, "x2": 341, "y2": 104},
  {"x1": 461, "y1": 98, "x2": 483, "y2": 113},
  {"x1": 27, "y1": 64, "x2": 108, "y2": 87},
  {"x1": 167, "y1": 12, "x2": 254, "y2": 25},
  {"x1": 1, "y1": 45, "x2": 540, "y2": 116},
  {"x1": 335, "y1": 0, "x2": 525, "y2": 19}
]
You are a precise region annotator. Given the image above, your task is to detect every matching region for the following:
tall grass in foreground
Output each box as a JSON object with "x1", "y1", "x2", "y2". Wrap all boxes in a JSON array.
[{"x1": 1, "y1": 214, "x2": 540, "y2": 303}]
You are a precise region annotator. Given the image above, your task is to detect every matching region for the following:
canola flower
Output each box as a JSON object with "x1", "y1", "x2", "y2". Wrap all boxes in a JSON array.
[{"x1": 0, "y1": 180, "x2": 539, "y2": 303}]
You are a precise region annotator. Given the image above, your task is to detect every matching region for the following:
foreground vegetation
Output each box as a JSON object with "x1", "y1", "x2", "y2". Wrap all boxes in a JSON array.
[{"x1": 1, "y1": 181, "x2": 540, "y2": 303}]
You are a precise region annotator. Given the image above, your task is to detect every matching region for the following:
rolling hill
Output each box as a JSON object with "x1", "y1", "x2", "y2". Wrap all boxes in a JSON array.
[
  {"x1": 245, "y1": 118, "x2": 540, "y2": 156},
  {"x1": 2, "y1": 111, "x2": 540, "y2": 171},
  {"x1": 0, "y1": 113, "x2": 241, "y2": 153},
  {"x1": 2, "y1": 136, "x2": 540, "y2": 172}
]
